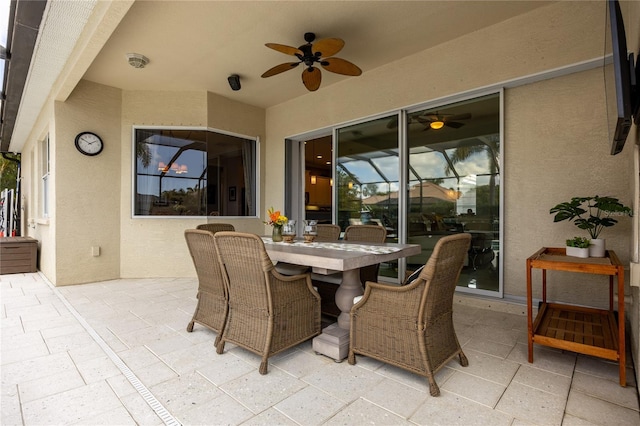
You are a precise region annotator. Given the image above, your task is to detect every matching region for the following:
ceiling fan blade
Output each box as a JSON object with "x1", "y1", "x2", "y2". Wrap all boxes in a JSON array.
[
  {"x1": 312, "y1": 38, "x2": 344, "y2": 57},
  {"x1": 302, "y1": 67, "x2": 321, "y2": 91},
  {"x1": 261, "y1": 62, "x2": 300, "y2": 78},
  {"x1": 445, "y1": 121, "x2": 465, "y2": 129},
  {"x1": 448, "y1": 113, "x2": 472, "y2": 121},
  {"x1": 265, "y1": 43, "x2": 303, "y2": 56},
  {"x1": 321, "y1": 57, "x2": 362, "y2": 76}
]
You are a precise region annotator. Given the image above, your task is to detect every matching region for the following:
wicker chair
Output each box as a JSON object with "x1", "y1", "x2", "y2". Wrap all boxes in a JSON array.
[
  {"x1": 184, "y1": 229, "x2": 229, "y2": 347},
  {"x1": 348, "y1": 233, "x2": 472, "y2": 396},
  {"x1": 213, "y1": 232, "x2": 321, "y2": 374},
  {"x1": 196, "y1": 223, "x2": 235, "y2": 233},
  {"x1": 313, "y1": 224, "x2": 386, "y2": 317},
  {"x1": 316, "y1": 224, "x2": 341, "y2": 242},
  {"x1": 344, "y1": 225, "x2": 387, "y2": 283}
]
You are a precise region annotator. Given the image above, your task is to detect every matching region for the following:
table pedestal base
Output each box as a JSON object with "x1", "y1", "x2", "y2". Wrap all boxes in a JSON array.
[{"x1": 312, "y1": 323, "x2": 349, "y2": 361}]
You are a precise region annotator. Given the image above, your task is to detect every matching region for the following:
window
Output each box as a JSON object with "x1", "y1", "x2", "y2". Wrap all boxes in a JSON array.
[
  {"x1": 40, "y1": 135, "x2": 50, "y2": 218},
  {"x1": 134, "y1": 128, "x2": 256, "y2": 217},
  {"x1": 336, "y1": 115, "x2": 400, "y2": 279},
  {"x1": 333, "y1": 92, "x2": 502, "y2": 295},
  {"x1": 406, "y1": 93, "x2": 501, "y2": 294}
]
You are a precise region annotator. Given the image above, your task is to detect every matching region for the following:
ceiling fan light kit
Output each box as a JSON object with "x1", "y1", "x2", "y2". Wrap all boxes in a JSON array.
[
  {"x1": 416, "y1": 112, "x2": 472, "y2": 131},
  {"x1": 261, "y1": 32, "x2": 362, "y2": 91}
]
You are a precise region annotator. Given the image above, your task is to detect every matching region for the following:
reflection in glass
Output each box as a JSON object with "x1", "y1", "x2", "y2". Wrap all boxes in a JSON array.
[
  {"x1": 134, "y1": 129, "x2": 256, "y2": 217},
  {"x1": 406, "y1": 93, "x2": 500, "y2": 292},
  {"x1": 336, "y1": 116, "x2": 400, "y2": 279}
]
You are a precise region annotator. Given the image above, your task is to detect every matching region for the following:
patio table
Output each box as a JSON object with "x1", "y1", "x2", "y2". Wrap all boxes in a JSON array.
[{"x1": 263, "y1": 237, "x2": 420, "y2": 361}]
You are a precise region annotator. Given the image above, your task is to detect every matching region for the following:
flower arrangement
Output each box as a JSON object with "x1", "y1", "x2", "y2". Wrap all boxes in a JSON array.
[{"x1": 265, "y1": 207, "x2": 288, "y2": 227}]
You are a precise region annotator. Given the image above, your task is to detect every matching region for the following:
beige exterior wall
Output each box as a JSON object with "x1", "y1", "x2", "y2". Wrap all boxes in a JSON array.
[
  {"x1": 54, "y1": 80, "x2": 122, "y2": 285},
  {"x1": 117, "y1": 90, "x2": 266, "y2": 278},
  {"x1": 119, "y1": 90, "x2": 208, "y2": 278},
  {"x1": 505, "y1": 68, "x2": 633, "y2": 307},
  {"x1": 621, "y1": 0, "x2": 640, "y2": 393},
  {"x1": 21, "y1": 116, "x2": 56, "y2": 282}
]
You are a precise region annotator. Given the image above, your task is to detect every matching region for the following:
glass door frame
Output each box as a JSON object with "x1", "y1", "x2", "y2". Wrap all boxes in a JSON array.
[
  {"x1": 285, "y1": 88, "x2": 504, "y2": 297},
  {"x1": 401, "y1": 89, "x2": 504, "y2": 297}
]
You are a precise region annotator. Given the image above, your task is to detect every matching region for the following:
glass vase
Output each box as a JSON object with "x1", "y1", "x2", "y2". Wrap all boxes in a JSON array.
[
  {"x1": 282, "y1": 220, "x2": 296, "y2": 243},
  {"x1": 303, "y1": 220, "x2": 317, "y2": 243},
  {"x1": 272, "y1": 225, "x2": 283, "y2": 242}
]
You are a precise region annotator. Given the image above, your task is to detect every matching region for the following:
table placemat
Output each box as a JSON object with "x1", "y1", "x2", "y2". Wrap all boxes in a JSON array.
[{"x1": 261, "y1": 238, "x2": 402, "y2": 254}]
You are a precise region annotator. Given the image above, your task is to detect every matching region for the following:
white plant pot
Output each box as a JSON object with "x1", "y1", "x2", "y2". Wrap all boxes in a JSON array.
[
  {"x1": 566, "y1": 246, "x2": 589, "y2": 258},
  {"x1": 589, "y1": 238, "x2": 606, "y2": 258}
]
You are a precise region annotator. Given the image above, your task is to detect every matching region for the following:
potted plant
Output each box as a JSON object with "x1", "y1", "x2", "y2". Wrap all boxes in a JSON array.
[
  {"x1": 549, "y1": 196, "x2": 632, "y2": 257},
  {"x1": 565, "y1": 236, "x2": 590, "y2": 258}
]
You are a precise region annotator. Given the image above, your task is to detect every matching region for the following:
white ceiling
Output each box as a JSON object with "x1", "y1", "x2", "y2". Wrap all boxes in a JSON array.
[{"x1": 82, "y1": 1, "x2": 555, "y2": 109}]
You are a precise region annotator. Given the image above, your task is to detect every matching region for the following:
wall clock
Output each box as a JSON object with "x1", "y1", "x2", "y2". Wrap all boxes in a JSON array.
[{"x1": 74, "y1": 132, "x2": 103, "y2": 156}]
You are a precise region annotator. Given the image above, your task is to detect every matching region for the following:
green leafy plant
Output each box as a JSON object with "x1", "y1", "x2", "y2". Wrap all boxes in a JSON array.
[
  {"x1": 550, "y1": 196, "x2": 632, "y2": 239},
  {"x1": 565, "y1": 236, "x2": 590, "y2": 248}
]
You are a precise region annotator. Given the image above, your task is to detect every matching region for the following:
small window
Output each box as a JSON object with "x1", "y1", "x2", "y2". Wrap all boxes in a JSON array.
[
  {"x1": 40, "y1": 135, "x2": 50, "y2": 218},
  {"x1": 134, "y1": 128, "x2": 257, "y2": 217}
]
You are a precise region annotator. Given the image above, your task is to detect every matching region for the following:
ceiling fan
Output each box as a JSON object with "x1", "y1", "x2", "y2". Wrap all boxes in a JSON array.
[
  {"x1": 261, "y1": 32, "x2": 362, "y2": 91},
  {"x1": 416, "y1": 112, "x2": 472, "y2": 130},
  {"x1": 386, "y1": 112, "x2": 472, "y2": 130}
]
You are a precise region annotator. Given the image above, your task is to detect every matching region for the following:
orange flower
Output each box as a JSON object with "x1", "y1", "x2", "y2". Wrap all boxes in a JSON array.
[{"x1": 265, "y1": 207, "x2": 288, "y2": 227}]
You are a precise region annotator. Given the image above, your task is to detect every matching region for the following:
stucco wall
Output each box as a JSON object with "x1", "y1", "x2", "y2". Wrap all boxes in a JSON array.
[
  {"x1": 621, "y1": 0, "x2": 640, "y2": 395},
  {"x1": 118, "y1": 90, "x2": 266, "y2": 278},
  {"x1": 20, "y1": 114, "x2": 56, "y2": 282},
  {"x1": 54, "y1": 80, "x2": 122, "y2": 285},
  {"x1": 505, "y1": 68, "x2": 633, "y2": 308}
]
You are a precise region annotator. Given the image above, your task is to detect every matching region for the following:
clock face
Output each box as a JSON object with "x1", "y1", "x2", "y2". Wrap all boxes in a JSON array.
[{"x1": 75, "y1": 132, "x2": 103, "y2": 156}]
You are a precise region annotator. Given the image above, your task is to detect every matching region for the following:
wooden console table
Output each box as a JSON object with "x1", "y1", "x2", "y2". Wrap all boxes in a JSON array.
[{"x1": 526, "y1": 247, "x2": 625, "y2": 386}]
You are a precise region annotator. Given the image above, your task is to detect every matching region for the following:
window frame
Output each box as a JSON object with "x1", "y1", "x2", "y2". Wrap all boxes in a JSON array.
[
  {"x1": 329, "y1": 90, "x2": 503, "y2": 296},
  {"x1": 131, "y1": 125, "x2": 260, "y2": 219},
  {"x1": 40, "y1": 135, "x2": 50, "y2": 218}
]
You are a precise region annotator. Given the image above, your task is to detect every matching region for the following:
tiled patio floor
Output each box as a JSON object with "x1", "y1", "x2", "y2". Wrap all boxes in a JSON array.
[{"x1": 1, "y1": 272, "x2": 639, "y2": 425}]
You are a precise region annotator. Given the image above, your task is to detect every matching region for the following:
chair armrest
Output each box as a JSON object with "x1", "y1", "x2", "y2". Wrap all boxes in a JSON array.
[
  {"x1": 352, "y1": 280, "x2": 423, "y2": 315},
  {"x1": 270, "y1": 270, "x2": 321, "y2": 300}
]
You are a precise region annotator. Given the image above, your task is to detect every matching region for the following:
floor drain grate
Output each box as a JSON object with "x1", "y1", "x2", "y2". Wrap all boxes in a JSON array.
[{"x1": 41, "y1": 273, "x2": 181, "y2": 426}]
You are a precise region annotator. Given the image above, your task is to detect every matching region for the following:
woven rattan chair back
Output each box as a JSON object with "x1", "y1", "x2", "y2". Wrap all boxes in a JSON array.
[
  {"x1": 184, "y1": 229, "x2": 229, "y2": 346},
  {"x1": 349, "y1": 232, "x2": 471, "y2": 396},
  {"x1": 196, "y1": 223, "x2": 235, "y2": 233},
  {"x1": 344, "y1": 224, "x2": 387, "y2": 283},
  {"x1": 344, "y1": 224, "x2": 387, "y2": 243},
  {"x1": 213, "y1": 231, "x2": 321, "y2": 374},
  {"x1": 316, "y1": 224, "x2": 341, "y2": 242}
]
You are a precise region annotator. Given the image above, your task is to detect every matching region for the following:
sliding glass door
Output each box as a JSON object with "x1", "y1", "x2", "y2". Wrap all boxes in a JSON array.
[
  {"x1": 406, "y1": 93, "x2": 501, "y2": 293},
  {"x1": 291, "y1": 92, "x2": 502, "y2": 293},
  {"x1": 335, "y1": 115, "x2": 400, "y2": 280}
]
